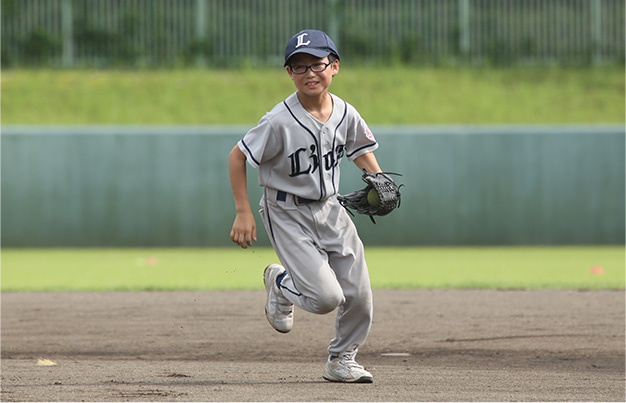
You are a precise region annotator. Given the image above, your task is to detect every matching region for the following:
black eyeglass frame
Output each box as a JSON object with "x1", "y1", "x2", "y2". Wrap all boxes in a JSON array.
[{"x1": 288, "y1": 62, "x2": 332, "y2": 75}]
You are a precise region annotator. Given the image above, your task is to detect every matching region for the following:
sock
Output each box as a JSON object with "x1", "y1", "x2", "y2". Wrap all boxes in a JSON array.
[{"x1": 276, "y1": 271, "x2": 287, "y2": 288}]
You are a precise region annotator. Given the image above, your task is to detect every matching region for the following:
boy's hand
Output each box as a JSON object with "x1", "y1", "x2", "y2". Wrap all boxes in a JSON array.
[{"x1": 230, "y1": 211, "x2": 257, "y2": 248}]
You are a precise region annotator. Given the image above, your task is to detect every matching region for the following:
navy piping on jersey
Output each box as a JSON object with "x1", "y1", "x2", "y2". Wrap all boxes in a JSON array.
[
  {"x1": 346, "y1": 142, "x2": 378, "y2": 159},
  {"x1": 331, "y1": 100, "x2": 348, "y2": 195},
  {"x1": 240, "y1": 140, "x2": 260, "y2": 166},
  {"x1": 283, "y1": 101, "x2": 325, "y2": 200}
]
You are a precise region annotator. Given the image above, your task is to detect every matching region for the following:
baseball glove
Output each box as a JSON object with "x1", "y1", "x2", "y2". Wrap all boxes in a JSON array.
[{"x1": 338, "y1": 169, "x2": 403, "y2": 223}]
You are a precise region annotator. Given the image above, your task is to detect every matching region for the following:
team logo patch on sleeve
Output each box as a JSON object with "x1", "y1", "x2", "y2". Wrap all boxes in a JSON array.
[{"x1": 365, "y1": 126, "x2": 375, "y2": 141}]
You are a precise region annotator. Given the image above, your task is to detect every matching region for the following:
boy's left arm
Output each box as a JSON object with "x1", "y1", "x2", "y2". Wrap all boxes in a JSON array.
[{"x1": 353, "y1": 151, "x2": 382, "y2": 174}]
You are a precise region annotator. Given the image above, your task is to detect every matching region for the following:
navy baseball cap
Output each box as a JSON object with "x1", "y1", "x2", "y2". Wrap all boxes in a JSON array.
[{"x1": 284, "y1": 30, "x2": 340, "y2": 67}]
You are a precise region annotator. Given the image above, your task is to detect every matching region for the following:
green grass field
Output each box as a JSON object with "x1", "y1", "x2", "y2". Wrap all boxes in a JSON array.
[
  {"x1": 1, "y1": 247, "x2": 623, "y2": 292},
  {"x1": 2, "y1": 67, "x2": 624, "y2": 125}
]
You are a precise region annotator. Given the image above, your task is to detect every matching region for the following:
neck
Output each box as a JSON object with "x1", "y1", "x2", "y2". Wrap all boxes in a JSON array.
[{"x1": 297, "y1": 91, "x2": 333, "y2": 122}]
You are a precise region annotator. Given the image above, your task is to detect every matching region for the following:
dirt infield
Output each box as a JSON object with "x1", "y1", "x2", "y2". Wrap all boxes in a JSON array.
[{"x1": 1, "y1": 290, "x2": 624, "y2": 402}]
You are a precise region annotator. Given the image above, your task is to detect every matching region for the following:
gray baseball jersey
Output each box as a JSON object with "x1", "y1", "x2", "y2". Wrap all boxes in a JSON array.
[
  {"x1": 238, "y1": 92, "x2": 378, "y2": 200},
  {"x1": 238, "y1": 92, "x2": 377, "y2": 357}
]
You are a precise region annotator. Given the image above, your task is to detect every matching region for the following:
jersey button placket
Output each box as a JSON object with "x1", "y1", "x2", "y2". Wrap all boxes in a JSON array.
[{"x1": 321, "y1": 127, "x2": 332, "y2": 195}]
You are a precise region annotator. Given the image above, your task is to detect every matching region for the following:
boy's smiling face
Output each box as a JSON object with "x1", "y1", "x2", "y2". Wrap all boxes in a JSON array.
[{"x1": 286, "y1": 53, "x2": 339, "y2": 99}]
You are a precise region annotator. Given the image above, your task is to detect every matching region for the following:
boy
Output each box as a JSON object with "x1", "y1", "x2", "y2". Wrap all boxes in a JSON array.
[{"x1": 228, "y1": 29, "x2": 383, "y2": 383}]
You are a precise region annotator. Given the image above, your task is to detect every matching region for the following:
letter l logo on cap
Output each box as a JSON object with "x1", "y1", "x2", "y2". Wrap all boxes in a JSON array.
[{"x1": 296, "y1": 33, "x2": 310, "y2": 48}]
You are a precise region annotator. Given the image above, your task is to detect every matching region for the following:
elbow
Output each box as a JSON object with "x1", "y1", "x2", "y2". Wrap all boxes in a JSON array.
[{"x1": 229, "y1": 145, "x2": 246, "y2": 165}]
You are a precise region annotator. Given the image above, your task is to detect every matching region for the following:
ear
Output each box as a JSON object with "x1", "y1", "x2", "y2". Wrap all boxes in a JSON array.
[
  {"x1": 286, "y1": 66, "x2": 295, "y2": 80},
  {"x1": 331, "y1": 59, "x2": 339, "y2": 77}
]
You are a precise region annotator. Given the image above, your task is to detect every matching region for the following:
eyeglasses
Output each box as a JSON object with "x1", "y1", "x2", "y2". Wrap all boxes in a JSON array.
[{"x1": 288, "y1": 62, "x2": 331, "y2": 75}]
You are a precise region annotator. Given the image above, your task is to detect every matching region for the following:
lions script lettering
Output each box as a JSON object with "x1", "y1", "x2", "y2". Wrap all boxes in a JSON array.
[{"x1": 288, "y1": 144, "x2": 345, "y2": 177}]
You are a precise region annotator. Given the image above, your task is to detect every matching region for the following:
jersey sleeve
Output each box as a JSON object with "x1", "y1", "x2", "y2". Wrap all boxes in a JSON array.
[
  {"x1": 237, "y1": 114, "x2": 279, "y2": 169},
  {"x1": 344, "y1": 106, "x2": 378, "y2": 161}
]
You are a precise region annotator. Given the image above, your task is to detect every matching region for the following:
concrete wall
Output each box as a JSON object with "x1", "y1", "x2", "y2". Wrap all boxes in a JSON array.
[{"x1": 2, "y1": 125, "x2": 623, "y2": 246}]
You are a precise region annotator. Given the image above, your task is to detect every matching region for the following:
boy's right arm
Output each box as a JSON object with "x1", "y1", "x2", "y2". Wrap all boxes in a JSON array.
[{"x1": 228, "y1": 145, "x2": 257, "y2": 248}]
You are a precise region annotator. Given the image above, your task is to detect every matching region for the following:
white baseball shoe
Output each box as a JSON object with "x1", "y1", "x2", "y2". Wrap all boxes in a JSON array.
[
  {"x1": 263, "y1": 264, "x2": 294, "y2": 333},
  {"x1": 323, "y1": 354, "x2": 373, "y2": 383}
]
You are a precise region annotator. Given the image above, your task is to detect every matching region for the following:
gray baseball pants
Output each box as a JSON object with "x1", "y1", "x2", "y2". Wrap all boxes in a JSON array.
[{"x1": 260, "y1": 187, "x2": 373, "y2": 357}]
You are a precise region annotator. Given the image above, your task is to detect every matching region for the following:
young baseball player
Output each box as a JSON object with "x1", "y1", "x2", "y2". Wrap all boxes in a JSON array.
[{"x1": 229, "y1": 29, "x2": 383, "y2": 383}]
